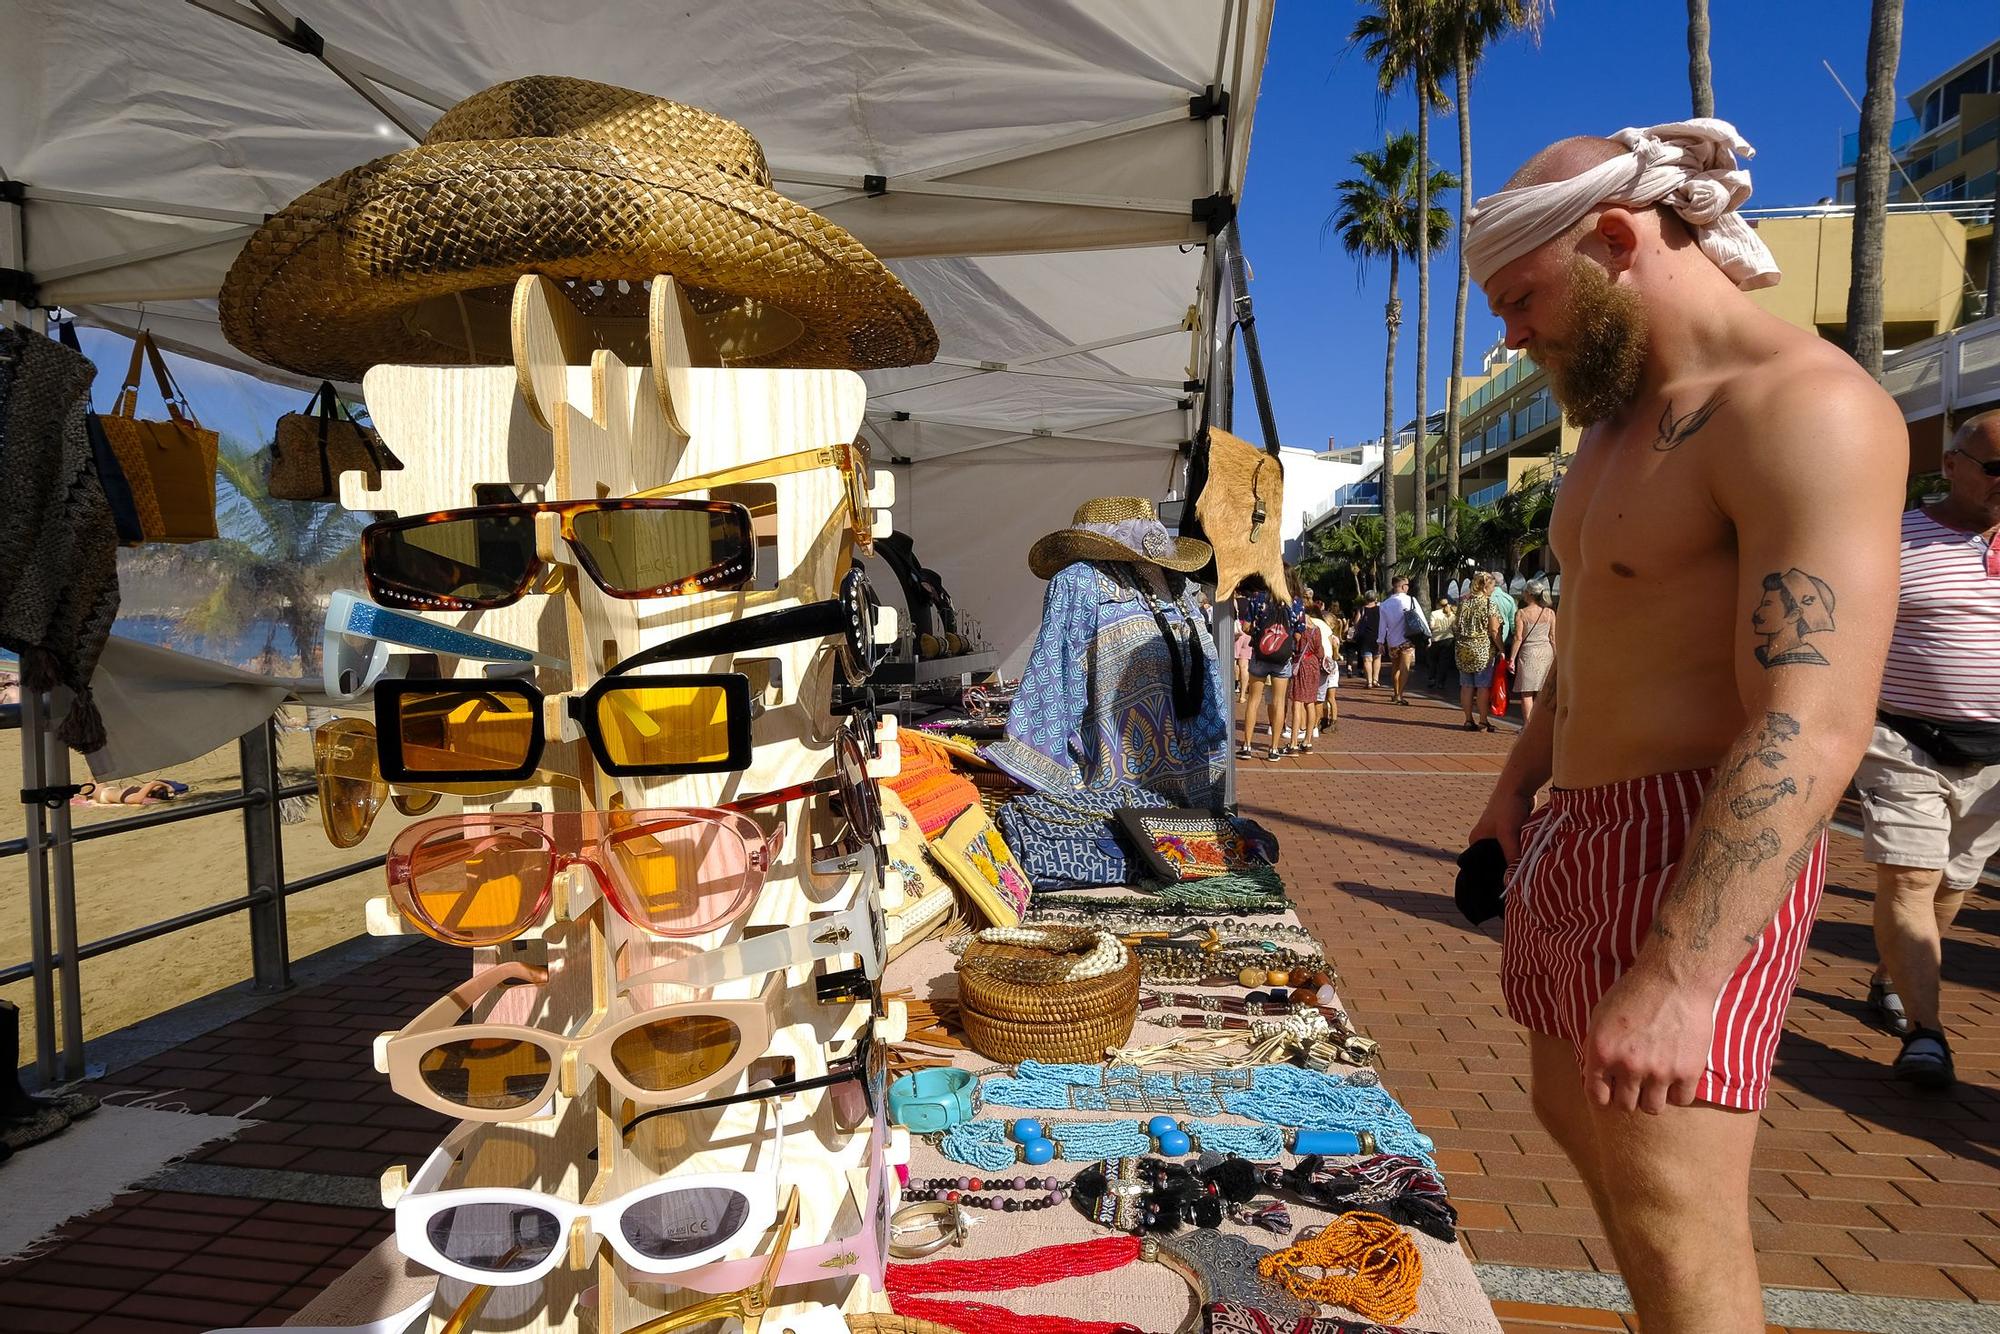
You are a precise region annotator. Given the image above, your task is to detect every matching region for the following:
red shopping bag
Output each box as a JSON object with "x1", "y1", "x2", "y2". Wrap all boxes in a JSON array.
[{"x1": 1489, "y1": 654, "x2": 1511, "y2": 716}]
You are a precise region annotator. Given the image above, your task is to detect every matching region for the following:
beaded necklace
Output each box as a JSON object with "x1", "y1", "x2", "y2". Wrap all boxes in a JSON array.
[
  {"x1": 936, "y1": 1116, "x2": 1292, "y2": 1169},
  {"x1": 976, "y1": 1061, "x2": 1434, "y2": 1163},
  {"x1": 1030, "y1": 896, "x2": 1294, "y2": 919},
  {"x1": 1257, "y1": 1213, "x2": 1423, "y2": 1325}
]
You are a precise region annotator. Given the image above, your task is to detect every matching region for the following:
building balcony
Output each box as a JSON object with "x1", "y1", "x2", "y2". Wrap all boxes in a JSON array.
[
  {"x1": 1842, "y1": 117, "x2": 1922, "y2": 168},
  {"x1": 1467, "y1": 480, "x2": 1509, "y2": 508}
]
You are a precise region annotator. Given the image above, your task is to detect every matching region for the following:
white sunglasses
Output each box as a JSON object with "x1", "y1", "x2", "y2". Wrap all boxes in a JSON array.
[
  {"x1": 322, "y1": 589, "x2": 568, "y2": 700},
  {"x1": 618, "y1": 890, "x2": 887, "y2": 996},
  {"x1": 397, "y1": 1102, "x2": 785, "y2": 1285}
]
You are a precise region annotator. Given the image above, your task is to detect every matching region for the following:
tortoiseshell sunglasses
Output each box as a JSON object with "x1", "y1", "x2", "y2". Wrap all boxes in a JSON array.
[{"x1": 361, "y1": 498, "x2": 755, "y2": 612}]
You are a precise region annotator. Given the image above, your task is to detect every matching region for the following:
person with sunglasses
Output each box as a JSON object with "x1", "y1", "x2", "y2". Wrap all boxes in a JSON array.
[{"x1": 1860, "y1": 408, "x2": 2000, "y2": 1090}]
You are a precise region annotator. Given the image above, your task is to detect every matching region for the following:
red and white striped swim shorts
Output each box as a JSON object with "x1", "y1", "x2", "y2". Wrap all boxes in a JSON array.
[{"x1": 1501, "y1": 768, "x2": 1827, "y2": 1111}]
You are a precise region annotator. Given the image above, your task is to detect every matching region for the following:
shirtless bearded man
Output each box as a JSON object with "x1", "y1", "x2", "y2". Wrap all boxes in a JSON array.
[{"x1": 1464, "y1": 122, "x2": 1904, "y2": 1331}]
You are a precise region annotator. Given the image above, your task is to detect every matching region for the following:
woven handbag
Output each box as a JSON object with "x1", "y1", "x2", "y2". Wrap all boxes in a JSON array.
[
  {"x1": 97, "y1": 332, "x2": 218, "y2": 543},
  {"x1": 55, "y1": 322, "x2": 145, "y2": 546},
  {"x1": 269, "y1": 381, "x2": 400, "y2": 501},
  {"x1": 995, "y1": 785, "x2": 1167, "y2": 890}
]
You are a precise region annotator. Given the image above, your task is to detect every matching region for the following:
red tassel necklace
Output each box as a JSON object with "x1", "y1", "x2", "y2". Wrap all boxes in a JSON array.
[{"x1": 886, "y1": 1234, "x2": 1147, "y2": 1334}]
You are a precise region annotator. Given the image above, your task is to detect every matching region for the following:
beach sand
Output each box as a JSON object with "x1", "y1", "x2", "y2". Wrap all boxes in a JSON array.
[{"x1": 1, "y1": 708, "x2": 459, "y2": 1062}]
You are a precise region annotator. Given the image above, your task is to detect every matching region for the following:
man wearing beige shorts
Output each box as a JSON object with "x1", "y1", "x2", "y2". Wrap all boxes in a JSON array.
[{"x1": 1862, "y1": 409, "x2": 2000, "y2": 1090}]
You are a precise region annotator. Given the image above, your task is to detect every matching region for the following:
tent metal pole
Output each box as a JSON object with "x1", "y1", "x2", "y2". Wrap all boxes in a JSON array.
[
  {"x1": 1223, "y1": 224, "x2": 1281, "y2": 454},
  {"x1": 36, "y1": 225, "x2": 258, "y2": 284},
  {"x1": 18, "y1": 692, "x2": 59, "y2": 1084},
  {"x1": 239, "y1": 720, "x2": 292, "y2": 994},
  {"x1": 41, "y1": 690, "x2": 85, "y2": 1079},
  {"x1": 21, "y1": 187, "x2": 269, "y2": 227},
  {"x1": 183, "y1": 0, "x2": 456, "y2": 111},
  {"x1": 1208, "y1": 236, "x2": 1236, "y2": 432}
]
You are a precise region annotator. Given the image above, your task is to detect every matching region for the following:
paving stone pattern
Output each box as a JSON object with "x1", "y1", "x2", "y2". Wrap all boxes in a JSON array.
[
  {"x1": 1243, "y1": 687, "x2": 2000, "y2": 1324},
  {"x1": 0, "y1": 941, "x2": 458, "y2": 1332}
]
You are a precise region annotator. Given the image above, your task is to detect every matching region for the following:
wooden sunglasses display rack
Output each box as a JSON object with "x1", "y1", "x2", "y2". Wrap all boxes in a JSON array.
[{"x1": 346, "y1": 274, "x2": 910, "y2": 1334}]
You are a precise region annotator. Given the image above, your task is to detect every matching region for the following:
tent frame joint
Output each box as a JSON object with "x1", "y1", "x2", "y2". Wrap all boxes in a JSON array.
[
  {"x1": 0, "y1": 182, "x2": 25, "y2": 206},
  {"x1": 1194, "y1": 193, "x2": 1237, "y2": 235},
  {"x1": 0, "y1": 268, "x2": 39, "y2": 306},
  {"x1": 284, "y1": 15, "x2": 325, "y2": 58},
  {"x1": 1189, "y1": 86, "x2": 1230, "y2": 120},
  {"x1": 863, "y1": 174, "x2": 889, "y2": 197}
]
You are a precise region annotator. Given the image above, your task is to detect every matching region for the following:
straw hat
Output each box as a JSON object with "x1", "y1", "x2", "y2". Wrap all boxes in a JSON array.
[
  {"x1": 1027, "y1": 497, "x2": 1212, "y2": 580},
  {"x1": 218, "y1": 75, "x2": 937, "y2": 380}
]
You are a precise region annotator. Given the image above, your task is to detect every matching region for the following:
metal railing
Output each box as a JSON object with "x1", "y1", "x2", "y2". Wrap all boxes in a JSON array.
[{"x1": 3, "y1": 688, "x2": 384, "y2": 1083}]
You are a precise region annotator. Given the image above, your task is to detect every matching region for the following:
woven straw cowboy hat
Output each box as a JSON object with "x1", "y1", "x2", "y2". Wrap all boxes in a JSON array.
[
  {"x1": 219, "y1": 75, "x2": 937, "y2": 380},
  {"x1": 1028, "y1": 497, "x2": 1212, "y2": 581}
]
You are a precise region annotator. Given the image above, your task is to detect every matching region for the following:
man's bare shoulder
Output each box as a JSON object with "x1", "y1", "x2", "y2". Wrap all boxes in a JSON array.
[{"x1": 1707, "y1": 330, "x2": 1903, "y2": 473}]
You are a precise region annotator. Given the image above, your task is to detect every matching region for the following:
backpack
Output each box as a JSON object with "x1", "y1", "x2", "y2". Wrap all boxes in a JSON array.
[{"x1": 1253, "y1": 598, "x2": 1299, "y2": 666}]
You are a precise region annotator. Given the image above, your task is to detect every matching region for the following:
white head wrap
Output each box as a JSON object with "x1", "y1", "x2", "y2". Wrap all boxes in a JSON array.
[{"x1": 1464, "y1": 118, "x2": 1780, "y2": 291}]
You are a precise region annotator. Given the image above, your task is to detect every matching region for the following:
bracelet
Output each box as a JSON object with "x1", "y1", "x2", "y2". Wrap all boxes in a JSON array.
[
  {"x1": 889, "y1": 1066, "x2": 979, "y2": 1133},
  {"x1": 888, "y1": 1200, "x2": 969, "y2": 1259}
]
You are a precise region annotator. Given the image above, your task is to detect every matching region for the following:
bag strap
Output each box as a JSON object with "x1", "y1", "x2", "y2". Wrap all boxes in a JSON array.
[
  {"x1": 305, "y1": 380, "x2": 386, "y2": 497},
  {"x1": 123, "y1": 332, "x2": 202, "y2": 428}
]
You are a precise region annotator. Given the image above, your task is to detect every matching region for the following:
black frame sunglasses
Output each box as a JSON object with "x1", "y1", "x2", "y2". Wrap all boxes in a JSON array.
[
  {"x1": 609, "y1": 568, "x2": 884, "y2": 683},
  {"x1": 620, "y1": 1029, "x2": 884, "y2": 1139},
  {"x1": 374, "y1": 672, "x2": 754, "y2": 782}
]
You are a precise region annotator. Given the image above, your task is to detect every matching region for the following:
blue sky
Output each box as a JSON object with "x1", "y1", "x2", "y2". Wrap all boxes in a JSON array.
[{"x1": 1232, "y1": 1, "x2": 1997, "y2": 452}]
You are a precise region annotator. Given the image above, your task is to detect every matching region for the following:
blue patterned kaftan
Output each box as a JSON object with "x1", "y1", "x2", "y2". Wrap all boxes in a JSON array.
[{"x1": 986, "y1": 561, "x2": 1229, "y2": 806}]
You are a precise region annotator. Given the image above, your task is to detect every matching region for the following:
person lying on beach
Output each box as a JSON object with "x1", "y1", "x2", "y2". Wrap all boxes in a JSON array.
[{"x1": 71, "y1": 779, "x2": 189, "y2": 807}]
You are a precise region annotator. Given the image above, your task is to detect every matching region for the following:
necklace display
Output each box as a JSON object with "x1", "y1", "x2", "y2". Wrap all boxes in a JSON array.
[
  {"x1": 904, "y1": 1173, "x2": 1071, "y2": 1212},
  {"x1": 934, "y1": 1115, "x2": 1375, "y2": 1170},
  {"x1": 1141, "y1": 989, "x2": 1339, "y2": 1019},
  {"x1": 884, "y1": 1228, "x2": 1315, "y2": 1334},
  {"x1": 1030, "y1": 896, "x2": 1294, "y2": 920},
  {"x1": 971, "y1": 1062, "x2": 1434, "y2": 1162},
  {"x1": 953, "y1": 926, "x2": 1129, "y2": 984},
  {"x1": 1139, "y1": 945, "x2": 1326, "y2": 987},
  {"x1": 1071, "y1": 1154, "x2": 1294, "y2": 1239},
  {"x1": 1281, "y1": 1153, "x2": 1460, "y2": 1243},
  {"x1": 1257, "y1": 1212, "x2": 1423, "y2": 1325}
]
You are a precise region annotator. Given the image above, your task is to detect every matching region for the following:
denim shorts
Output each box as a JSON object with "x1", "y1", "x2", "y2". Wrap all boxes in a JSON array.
[
  {"x1": 1248, "y1": 659, "x2": 1295, "y2": 680},
  {"x1": 1461, "y1": 662, "x2": 1495, "y2": 688}
]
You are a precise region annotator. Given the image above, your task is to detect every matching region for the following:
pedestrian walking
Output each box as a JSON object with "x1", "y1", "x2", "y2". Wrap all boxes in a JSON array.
[
  {"x1": 1454, "y1": 573, "x2": 1502, "y2": 732},
  {"x1": 1861, "y1": 409, "x2": 2000, "y2": 1089},
  {"x1": 1378, "y1": 575, "x2": 1424, "y2": 705},
  {"x1": 1510, "y1": 580, "x2": 1557, "y2": 723},
  {"x1": 1352, "y1": 591, "x2": 1382, "y2": 689},
  {"x1": 1428, "y1": 597, "x2": 1456, "y2": 690}
]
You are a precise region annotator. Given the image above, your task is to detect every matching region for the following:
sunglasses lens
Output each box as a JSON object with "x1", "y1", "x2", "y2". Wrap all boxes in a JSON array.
[
  {"x1": 427, "y1": 1204, "x2": 562, "y2": 1273},
  {"x1": 610, "y1": 1015, "x2": 744, "y2": 1094},
  {"x1": 418, "y1": 1038, "x2": 554, "y2": 1111},
  {"x1": 315, "y1": 721, "x2": 381, "y2": 849},
  {"x1": 394, "y1": 686, "x2": 539, "y2": 776},
  {"x1": 392, "y1": 789, "x2": 444, "y2": 817},
  {"x1": 599, "y1": 812, "x2": 760, "y2": 935},
  {"x1": 369, "y1": 514, "x2": 538, "y2": 610},
  {"x1": 403, "y1": 822, "x2": 553, "y2": 945},
  {"x1": 592, "y1": 684, "x2": 742, "y2": 772},
  {"x1": 569, "y1": 505, "x2": 753, "y2": 596},
  {"x1": 619, "y1": 1188, "x2": 752, "y2": 1262}
]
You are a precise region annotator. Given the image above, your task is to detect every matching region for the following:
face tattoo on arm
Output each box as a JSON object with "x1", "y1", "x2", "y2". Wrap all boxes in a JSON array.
[{"x1": 1750, "y1": 568, "x2": 1836, "y2": 667}]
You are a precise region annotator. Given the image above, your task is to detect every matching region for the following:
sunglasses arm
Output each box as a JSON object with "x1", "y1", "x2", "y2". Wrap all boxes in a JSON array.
[
  {"x1": 610, "y1": 599, "x2": 844, "y2": 676},
  {"x1": 375, "y1": 962, "x2": 548, "y2": 1071}
]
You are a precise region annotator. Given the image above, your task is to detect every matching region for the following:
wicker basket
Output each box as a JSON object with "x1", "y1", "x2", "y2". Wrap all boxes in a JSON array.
[{"x1": 955, "y1": 933, "x2": 1139, "y2": 1063}]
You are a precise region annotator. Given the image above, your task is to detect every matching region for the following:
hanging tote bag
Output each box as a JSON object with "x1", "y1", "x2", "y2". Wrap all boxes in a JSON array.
[
  {"x1": 55, "y1": 322, "x2": 146, "y2": 546},
  {"x1": 97, "y1": 332, "x2": 219, "y2": 543},
  {"x1": 269, "y1": 381, "x2": 400, "y2": 501}
]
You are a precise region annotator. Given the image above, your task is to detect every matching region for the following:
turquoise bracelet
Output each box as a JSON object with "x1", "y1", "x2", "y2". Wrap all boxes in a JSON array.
[{"x1": 889, "y1": 1067, "x2": 978, "y2": 1133}]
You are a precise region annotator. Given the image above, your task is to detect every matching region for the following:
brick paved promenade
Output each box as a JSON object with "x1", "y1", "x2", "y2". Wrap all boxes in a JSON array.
[
  {"x1": 1244, "y1": 686, "x2": 2000, "y2": 1333},
  {"x1": 3, "y1": 686, "x2": 1996, "y2": 1332}
]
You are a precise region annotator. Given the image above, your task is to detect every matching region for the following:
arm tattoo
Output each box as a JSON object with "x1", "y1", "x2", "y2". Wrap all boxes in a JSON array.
[
  {"x1": 1652, "y1": 392, "x2": 1728, "y2": 451},
  {"x1": 1745, "y1": 820, "x2": 1831, "y2": 945},
  {"x1": 1730, "y1": 777, "x2": 1798, "y2": 818},
  {"x1": 1751, "y1": 568, "x2": 1836, "y2": 668},
  {"x1": 1656, "y1": 713, "x2": 1812, "y2": 954}
]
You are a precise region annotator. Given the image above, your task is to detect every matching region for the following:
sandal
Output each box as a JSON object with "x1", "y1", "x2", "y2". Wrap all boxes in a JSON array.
[
  {"x1": 1298, "y1": 743, "x2": 1313, "y2": 754},
  {"x1": 1481, "y1": 721, "x2": 1496, "y2": 732},
  {"x1": 1266, "y1": 747, "x2": 1290, "y2": 761},
  {"x1": 1235, "y1": 747, "x2": 1254, "y2": 761},
  {"x1": 1868, "y1": 976, "x2": 1910, "y2": 1036},
  {"x1": 1894, "y1": 1026, "x2": 1955, "y2": 1091}
]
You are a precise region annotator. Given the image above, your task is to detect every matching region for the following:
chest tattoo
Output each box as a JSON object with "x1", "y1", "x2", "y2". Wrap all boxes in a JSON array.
[{"x1": 1652, "y1": 391, "x2": 1728, "y2": 452}]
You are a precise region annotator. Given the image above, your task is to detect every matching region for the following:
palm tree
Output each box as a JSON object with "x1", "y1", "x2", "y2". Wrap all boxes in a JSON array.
[
  {"x1": 1325, "y1": 133, "x2": 1456, "y2": 576},
  {"x1": 1686, "y1": 0, "x2": 1714, "y2": 117},
  {"x1": 1845, "y1": 0, "x2": 1905, "y2": 376},
  {"x1": 1354, "y1": 0, "x2": 1452, "y2": 574},
  {"x1": 156, "y1": 443, "x2": 367, "y2": 672},
  {"x1": 1441, "y1": 1, "x2": 1550, "y2": 539}
]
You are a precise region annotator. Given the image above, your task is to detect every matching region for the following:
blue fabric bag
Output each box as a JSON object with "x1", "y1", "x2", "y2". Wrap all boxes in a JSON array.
[{"x1": 997, "y1": 784, "x2": 1168, "y2": 890}]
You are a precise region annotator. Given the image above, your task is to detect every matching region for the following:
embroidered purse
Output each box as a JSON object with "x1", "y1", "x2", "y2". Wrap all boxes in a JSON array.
[
  {"x1": 996, "y1": 784, "x2": 1167, "y2": 890},
  {"x1": 926, "y1": 805, "x2": 1034, "y2": 927},
  {"x1": 1112, "y1": 807, "x2": 1274, "y2": 883}
]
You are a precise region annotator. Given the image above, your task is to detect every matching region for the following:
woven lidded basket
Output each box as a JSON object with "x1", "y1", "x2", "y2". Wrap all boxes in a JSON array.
[{"x1": 955, "y1": 930, "x2": 1139, "y2": 1063}]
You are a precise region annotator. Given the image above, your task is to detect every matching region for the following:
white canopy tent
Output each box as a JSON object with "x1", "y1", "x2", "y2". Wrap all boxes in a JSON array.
[{"x1": 1, "y1": 0, "x2": 1272, "y2": 671}]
